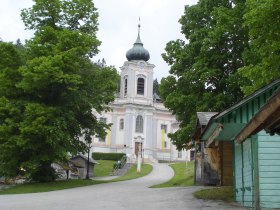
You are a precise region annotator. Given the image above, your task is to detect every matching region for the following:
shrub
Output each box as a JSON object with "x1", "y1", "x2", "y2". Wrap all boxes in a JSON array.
[{"x1": 92, "y1": 152, "x2": 125, "y2": 161}]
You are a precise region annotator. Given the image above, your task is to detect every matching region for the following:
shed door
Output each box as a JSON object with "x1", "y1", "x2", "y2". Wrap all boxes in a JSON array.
[{"x1": 234, "y1": 138, "x2": 254, "y2": 207}]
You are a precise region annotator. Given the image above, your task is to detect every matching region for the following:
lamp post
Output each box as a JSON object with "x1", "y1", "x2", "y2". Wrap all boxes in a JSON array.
[{"x1": 85, "y1": 131, "x2": 92, "y2": 179}]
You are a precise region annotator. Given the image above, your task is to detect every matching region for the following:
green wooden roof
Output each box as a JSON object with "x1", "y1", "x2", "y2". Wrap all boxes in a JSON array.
[{"x1": 201, "y1": 79, "x2": 280, "y2": 144}]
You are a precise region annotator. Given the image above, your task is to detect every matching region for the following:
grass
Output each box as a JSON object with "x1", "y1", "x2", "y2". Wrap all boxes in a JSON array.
[
  {"x1": 0, "y1": 179, "x2": 106, "y2": 195},
  {"x1": 94, "y1": 160, "x2": 116, "y2": 176},
  {"x1": 151, "y1": 161, "x2": 194, "y2": 188},
  {"x1": 0, "y1": 163, "x2": 153, "y2": 194},
  {"x1": 112, "y1": 163, "x2": 153, "y2": 182},
  {"x1": 193, "y1": 186, "x2": 234, "y2": 202}
]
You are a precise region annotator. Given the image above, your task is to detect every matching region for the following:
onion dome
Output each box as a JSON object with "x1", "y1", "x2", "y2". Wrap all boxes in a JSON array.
[{"x1": 126, "y1": 22, "x2": 150, "y2": 61}]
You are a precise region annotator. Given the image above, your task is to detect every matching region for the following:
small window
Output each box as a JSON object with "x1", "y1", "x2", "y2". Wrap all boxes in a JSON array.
[
  {"x1": 124, "y1": 77, "x2": 128, "y2": 96},
  {"x1": 161, "y1": 124, "x2": 167, "y2": 133},
  {"x1": 119, "y1": 119, "x2": 124, "y2": 130},
  {"x1": 135, "y1": 115, "x2": 143, "y2": 133},
  {"x1": 99, "y1": 117, "x2": 107, "y2": 142},
  {"x1": 137, "y1": 78, "x2": 145, "y2": 95},
  {"x1": 164, "y1": 141, "x2": 167, "y2": 148},
  {"x1": 190, "y1": 150, "x2": 195, "y2": 161},
  {"x1": 178, "y1": 150, "x2": 182, "y2": 158}
]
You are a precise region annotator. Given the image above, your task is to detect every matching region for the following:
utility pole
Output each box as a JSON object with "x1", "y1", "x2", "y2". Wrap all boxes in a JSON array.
[{"x1": 85, "y1": 130, "x2": 92, "y2": 179}]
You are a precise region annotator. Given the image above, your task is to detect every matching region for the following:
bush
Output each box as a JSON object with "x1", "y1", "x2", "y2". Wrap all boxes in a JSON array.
[
  {"x1": 92, "y1": 152, "x2": 125, "y2": 161},
  {"x1": 30, "y1": 162, "x2": 58, "y2": 182}
]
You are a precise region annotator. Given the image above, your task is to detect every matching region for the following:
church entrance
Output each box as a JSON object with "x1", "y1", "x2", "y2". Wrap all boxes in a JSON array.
[{"x1": 135, "y1": 142, "x2": 143, "y2": 157}]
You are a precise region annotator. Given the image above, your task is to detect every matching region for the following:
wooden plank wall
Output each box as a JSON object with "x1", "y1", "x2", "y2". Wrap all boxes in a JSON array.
[
  {"x1": 258, "y1": 131, "x2": 280, "y2": 209},
  {"x1": 234, "y1": 139, "x2": 254, "y2": 207},
  {"x1": 221, "y1": 141, "x2": 233, "y2": 186},
  {"x1": 234, "y1": 142, "x2": 243, "y2": 204},
  {"x1": 242, "y1": 139, "x2": 253, "y2": 207}
]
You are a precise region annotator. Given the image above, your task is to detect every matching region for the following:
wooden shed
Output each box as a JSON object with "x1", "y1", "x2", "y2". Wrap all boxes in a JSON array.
[
  {"x1": 201, "y1": 79, "x2": 280, "y2": 209},
  {"x1": 70, "y1": 154, "x2": 98, "y2": 179},
  {"x1": 193, "y1": 112, "x2": 233, "y2": 186},
  {"x1": 193, "y1": 112, "x2": 218, "y2": 185}
]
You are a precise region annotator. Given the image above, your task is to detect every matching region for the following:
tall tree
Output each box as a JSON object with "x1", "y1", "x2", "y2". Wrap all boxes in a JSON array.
[
  {"x1": 0, "y1": 0, "x2": 118, "y2": 182},
  {"x1": 238, "y1": 0, "x2": 280, "y2": 94},
  {"x1": 153, "y1": 79, "x2": 159, "y2": 95},
  {"x1": 160, "y1": 0, "x2": 248, "y2": 150}
]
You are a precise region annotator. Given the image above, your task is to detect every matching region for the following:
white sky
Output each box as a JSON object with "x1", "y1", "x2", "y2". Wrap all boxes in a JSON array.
[{"x1": 0, "y1": 0, "x2": 198, "y2": 80}]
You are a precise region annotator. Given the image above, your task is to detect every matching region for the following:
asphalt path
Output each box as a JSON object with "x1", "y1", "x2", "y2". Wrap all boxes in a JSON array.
[{"x1": 0, "y1": 163, "x2": 247, "y2": 210}]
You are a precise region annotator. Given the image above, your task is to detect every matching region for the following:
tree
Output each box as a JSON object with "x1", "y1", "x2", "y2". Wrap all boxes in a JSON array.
[
  {"x1": 238, "y1": 0, "x2": 280, "y2": 94},
  {"x1": 160, "y1": 0, "x2": 248, "y2": 150},
  {"x1": 0, "y1": 0, "x2": 118, "y2": 182},
  {"x1": 153, "y1": 79, "x2": 159, "y2": 95}
]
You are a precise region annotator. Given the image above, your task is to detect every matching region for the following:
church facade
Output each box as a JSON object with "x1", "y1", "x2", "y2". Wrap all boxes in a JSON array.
[{"x1": 91, "y1": 25, "x2": 192, "y2": 162}]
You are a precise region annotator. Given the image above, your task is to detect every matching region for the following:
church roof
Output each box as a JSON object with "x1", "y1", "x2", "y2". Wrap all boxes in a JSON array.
[{"x1": 126, "y1": 22, "x2": 150, "y2": 62}]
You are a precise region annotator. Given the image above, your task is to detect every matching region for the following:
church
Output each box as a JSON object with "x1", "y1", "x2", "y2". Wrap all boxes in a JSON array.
[{"x1": 91, "y1": 24, "x2": 193, "y2": 162}]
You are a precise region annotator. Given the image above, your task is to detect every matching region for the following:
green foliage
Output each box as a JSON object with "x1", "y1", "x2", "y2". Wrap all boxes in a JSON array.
[
  {"x1": 151, "y1": 161, "x2": 194, "y2": 188},
  {"x1": 238, "y1": 0, "x2": 280, "y2": 94},
  {"x1": 160, "y1": 0, "x2": 248, "y2": 150},
  {"x1": 153, "y1": 79, "x2": 160, "y2": 95},
  {"x1": 92, "y1": 152, "x2": 126, "y2": 161},
  {"x1": 193, "y1": 186, "x2": 234, "y2": 202},
  {"x1": 0, "y1": 0, "x2": 119, "y2": 181},
  {"x1": 29, "y1": 161, "x2": 58, "y2": 182}
]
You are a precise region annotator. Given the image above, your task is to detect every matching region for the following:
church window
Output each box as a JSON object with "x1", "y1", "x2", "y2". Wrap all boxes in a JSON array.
[
  {"x1": 98, "y1": 117, "x2": 107, "y2": 142},
  {"x1": 124, "y1": 77, "x2": 128, "y2": 96},
  {"x1": 178, "y1": 150, "x2": 182, "y2": 158},
  {"x1": 161, "y1": 124, "x2": 167, "y2": 133},
  {"x1": 137, "y1": 78, "x2": 145, "y2": 95},
  {"x1": 135, "y1": 115, "x2": 143, "y2": 133},
  {"x1": 119, "y1": 119, "x2": 124, "y2": 130}
]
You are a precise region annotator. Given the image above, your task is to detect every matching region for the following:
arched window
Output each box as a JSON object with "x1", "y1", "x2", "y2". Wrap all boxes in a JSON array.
[
  {"x1": 137, "y1": 78, "x2": 145, "y2": 95},
  {"x1": 135, "y1": 115, "x2": 143, "y2": 133},
  {"x1": 119, "y1": 119, "x2": 124, "y2": 130},
  {"x1": 124, "y1": 76, "x2": 128, "y2": 96}
]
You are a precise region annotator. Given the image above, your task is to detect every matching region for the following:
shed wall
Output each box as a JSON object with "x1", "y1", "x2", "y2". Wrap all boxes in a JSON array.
[
  {"x1": 221, "y1": 141, "x2": 233, "y2": 186},
  {"x1": 234, "y1": 138, "x2": 255, "y2": 207},
  {"x1": 258, "y1": 132, "x2": 280, "y2": 209}
]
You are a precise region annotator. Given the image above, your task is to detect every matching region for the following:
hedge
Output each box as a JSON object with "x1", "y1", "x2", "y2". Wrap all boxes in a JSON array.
[{"x1": 92, "y1": 152, "x2": 126, "y2": 161}]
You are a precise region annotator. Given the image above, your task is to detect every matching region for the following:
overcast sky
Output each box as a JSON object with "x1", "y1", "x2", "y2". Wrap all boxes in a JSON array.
[{"x1": 0, "y1": 0, "x2": 198, "y2": 80}]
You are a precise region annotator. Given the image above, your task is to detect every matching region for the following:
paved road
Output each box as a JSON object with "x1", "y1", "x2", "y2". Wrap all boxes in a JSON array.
[{"x1": 0, "y1": 163, "x2": 247, "y2": 210}]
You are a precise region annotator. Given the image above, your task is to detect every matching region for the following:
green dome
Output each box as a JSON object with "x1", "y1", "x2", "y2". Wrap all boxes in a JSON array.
[{"x1": 126, "y1": 25, "x2": 150, "y2": 61}]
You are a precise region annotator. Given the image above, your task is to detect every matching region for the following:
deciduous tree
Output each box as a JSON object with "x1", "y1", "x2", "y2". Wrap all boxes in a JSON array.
[
  {"x1": 160, "y1": 0, "x2": 248, "y2": 150},
  {"x1": 238, "y1": 0, "x2": 280, "y2": 94},
  {"x1": 0, "y1": 0, "x2": 118, "y2": 182}
]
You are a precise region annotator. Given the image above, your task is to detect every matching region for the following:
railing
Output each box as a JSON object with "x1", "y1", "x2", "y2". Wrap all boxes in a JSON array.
[{"x1": 110, "y1": 155, "x2": 127, "y2": 175}]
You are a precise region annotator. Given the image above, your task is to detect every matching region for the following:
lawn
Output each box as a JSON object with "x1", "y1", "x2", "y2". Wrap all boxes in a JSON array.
[
  {"x1": 94, "y1": 160, "x2": 116, "y2": 176},
  {"x1": 151, "y1": 161, "x2": 194, "y2": 188},
  {"x1": 0, "y1": 163, "x2": 153, "y2": 194},
  {"x1": 193, "y1": 186, "x2": 234, "y2": 202},
  {"x1": 0, "y1": 179, "x2": 106, "y2": 195},
  {"x1": 112, "y1": 164, "x2": 153, "y2": 182}
]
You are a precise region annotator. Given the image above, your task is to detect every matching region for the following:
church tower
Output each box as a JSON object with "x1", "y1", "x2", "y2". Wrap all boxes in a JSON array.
[
  {"x1": 119, "y1": 23, "x2": 155, "y2": 104},
  {"x1": 91, "y1": 22, "x2": 191, "y2": 163}
]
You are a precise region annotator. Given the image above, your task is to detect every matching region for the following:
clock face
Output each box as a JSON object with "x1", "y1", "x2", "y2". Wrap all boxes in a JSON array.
[{"x1": 139, "y1": 62, "x2": 145, "y2": 69}]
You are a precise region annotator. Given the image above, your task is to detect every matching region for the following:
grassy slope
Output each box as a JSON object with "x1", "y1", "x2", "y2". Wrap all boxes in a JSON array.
[
  {"x1": 151, "y1": 161, "x2": 194, "y2": 188},
  {"x1": 112, "y1": 164, "x2": 153, "y2": 182},
  {"x1": 0, "y1": 179, "x2": 106, "y2": 194},
  {"x1": 94, "y1": 160, "x2": 116, "y2": 176},
  {"x1": 193, "y1": 186, "x2": 234, "y2": 202},
  {"x1": 0, "y1": 163, "x2": 152, "y2": 194}
]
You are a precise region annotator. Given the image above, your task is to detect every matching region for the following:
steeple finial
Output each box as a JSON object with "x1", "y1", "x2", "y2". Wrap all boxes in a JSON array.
[
  {"x1": 138, "y1": 17, "x2": 141, "y2": 33},
  {"x1": 135, "y1": 17, "x2": 142, "y2": 44},
  {"x1": 126, "y1": 18, "x2": 150, "y2": 61}
]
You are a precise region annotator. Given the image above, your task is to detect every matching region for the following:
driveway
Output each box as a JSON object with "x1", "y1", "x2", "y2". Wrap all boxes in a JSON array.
[{"x1": 0, "y1": 163, "x2": 247, "y2": 210}]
